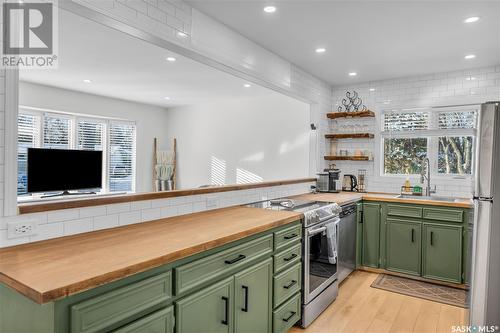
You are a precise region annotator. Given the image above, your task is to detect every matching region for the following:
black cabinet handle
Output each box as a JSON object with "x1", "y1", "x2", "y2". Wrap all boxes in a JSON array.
[
  {"x1": 283, "y1": 311, "x2": 296, "y2": 322},
  {"x1": 430, "y1": 231, "x2": 434, "y2": 246},
  {"x1": 225, "y1": 254, "x2": 246, "y2": 265},
  {"x1": 284, "y1": 234, "x2": 297, "y2": 240},
  {"x1": 221, "y1": 296, "x2": 229, "y2": 325},
  {"x1": 283, "y1": 253, "x2": 298, "y2": 262},
  {"x1": 241, "y1": 286, "x2": 249, "y2": 312},
  {"x1": 283, "y1": 280, "x2": 297, "y2": 289},
  {"x1": 411, "y1": 229, "x2": 415, "y2": 243}
]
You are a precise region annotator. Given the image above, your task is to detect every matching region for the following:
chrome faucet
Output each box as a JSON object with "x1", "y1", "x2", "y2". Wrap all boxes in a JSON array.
[{"x1": 420, "y1": 157, "x2": 436, "y2": 196}]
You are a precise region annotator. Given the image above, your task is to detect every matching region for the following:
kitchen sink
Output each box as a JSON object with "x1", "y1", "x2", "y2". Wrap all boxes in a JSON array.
[{"x1": 396, "y1": 194, "x2": 458, "y2": 202}]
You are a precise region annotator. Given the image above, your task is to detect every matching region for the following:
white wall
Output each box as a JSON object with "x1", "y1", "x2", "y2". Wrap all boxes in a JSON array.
[
  {"x1": 166, "y1": 94, "x2": 311, "y2": 189},
  {"x1": 325, "y1": 65, "x2": 500, "y2": 198},
  {"x1": 19, "y1": 81, "x2": 170, "y2": 193}
]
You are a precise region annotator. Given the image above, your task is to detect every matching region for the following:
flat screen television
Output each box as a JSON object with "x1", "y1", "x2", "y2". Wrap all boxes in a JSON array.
[{"x1": 27, "y1": 148, "x2": 103, "y2": 194}]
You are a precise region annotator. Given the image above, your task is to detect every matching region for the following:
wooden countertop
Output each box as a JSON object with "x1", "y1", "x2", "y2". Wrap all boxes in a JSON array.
[
  {"x1": 0, "y1": 207, "x2": 302, "y2": 304},
  {"x1": 293, "y1": 192, "x2": 472, "y2": 208}
]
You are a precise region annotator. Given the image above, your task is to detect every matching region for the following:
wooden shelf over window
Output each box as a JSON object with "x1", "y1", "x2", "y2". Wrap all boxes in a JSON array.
[
  {"x1": 324, "y1": 156, "x2": 373, "y2": 161},
  {"x1": 325, "y1": 133, "x2": 374, "y2": 139},
  {"x1": 327, "y1": 110, "x2": 375, "y2": 119}
]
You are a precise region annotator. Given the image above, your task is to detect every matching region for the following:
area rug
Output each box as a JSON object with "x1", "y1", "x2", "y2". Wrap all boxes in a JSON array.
[{"x1": 371, "y1": 274, "x2": 468, "y2": 308}]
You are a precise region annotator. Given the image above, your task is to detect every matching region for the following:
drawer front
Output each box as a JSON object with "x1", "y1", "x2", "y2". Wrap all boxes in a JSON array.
[
  {"x1": 274, "y1": 243, "x2": 302, "y2": 274},
  {"x1": 423, "y1": 207, "x2": 464, "y2": 223},
  {"x1": 387, "y1": 204, "x2": 422, "y2": 219},
  {"x1": 71, "y1": 272, "x2": 172, "y2": 333},
  {"x1": 175, "y1": 234, "x2": 273, "y2": 295},
  {"x1": 273, "y1": 263, "x2": 301, "y2": 308},
  {"x1": 273, "y1": 292, "x2": 301, "y2": 333},
  {"x1": 112, "y1": 306, "x2": 174, "y2": 333},
  {"x1": 274, "y1": 224, "x2": 302, "y2": 252}
]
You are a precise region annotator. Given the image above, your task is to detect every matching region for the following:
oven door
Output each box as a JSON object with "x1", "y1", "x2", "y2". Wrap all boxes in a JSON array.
[{"x1": 304, "y1": 218, "x2": 339, "y2": 304}]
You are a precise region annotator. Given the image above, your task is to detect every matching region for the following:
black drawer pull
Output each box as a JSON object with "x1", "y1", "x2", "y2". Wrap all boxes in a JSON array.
[
  {"x1": 283, "y1": 253, "x2": 298, "y2": 262},
  {"x1": 284, "y1": 234, "x2": 298, "y2": 240},
  {"x1": 283, "y1": 280, "x2": 297, "y2": 289},
  {"x1": 241, "y1": 285, "x2": 249, "y2": 312},
  {"x1": 283, "y1": 311, "x2": 296, "y2": 322},
  {"x1": 430, "y1": 231, "x2": 434, "y2": 246},
  {"x1": 411, "y1": 228, "x2": 415, "y2": 243},
  {"x1": 221, "y1": 296, "x2": 229, "y2": 325},
  {"x1": 225, "y1": 254, "x2": 246, "y2": 264}
]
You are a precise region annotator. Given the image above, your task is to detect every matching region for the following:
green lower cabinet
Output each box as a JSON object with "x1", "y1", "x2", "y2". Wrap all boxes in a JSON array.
[
  {"x1": 113, "y1": 307, "x2": 174, "y2": 333},
  {"x1": 362, "y1": 203, "x2": 381, "y2": 268},
  {"x1": 422, "y1": 223, "x2": 463, "y2": 284},
  {"x1": 386, "y1": 219, "x2": 422, "y2": 276},
  {"x1": 175, "y1": 277, "x2": 234, "y2": 333},
  {"x1": 234, "y1": 259, "x2": 273, "y2": 333}
]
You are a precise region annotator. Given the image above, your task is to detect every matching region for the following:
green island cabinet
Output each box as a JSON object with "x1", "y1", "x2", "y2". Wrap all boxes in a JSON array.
[
  {"x1": 0, "y1": 221, "x2": 302, "y2": 333},
  {"x1": 356, "y1": 201, "x2": 470, "y2": 284}
]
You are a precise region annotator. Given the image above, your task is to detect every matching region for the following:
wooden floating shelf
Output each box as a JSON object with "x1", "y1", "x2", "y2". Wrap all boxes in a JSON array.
[
  {"x1": 325, "y1": 133, "x2": 374, "y2": 139},
  {"x1": 327, "y1": 110, "x2": 375, "y2": 119},
  {"x1": 324, "y1": 156, "x2": 373, "y2": 161}
]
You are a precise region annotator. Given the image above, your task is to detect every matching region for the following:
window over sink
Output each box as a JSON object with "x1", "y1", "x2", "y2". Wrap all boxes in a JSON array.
[{"x1": 382, "y1": 108, "x2": 477, "y2": 176}]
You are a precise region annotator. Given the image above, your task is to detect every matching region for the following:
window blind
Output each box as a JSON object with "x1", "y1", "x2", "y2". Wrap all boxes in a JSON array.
[
  {"x1": 438, "y1": 111, "x2": 476, "y2": 129},
  {"x1": 17, "y1": 114, "x2": 40, "y2": 195},
  {"x1": 108, "y1": 123, "x2": 135, "y2": 192},
  {"x1": 77, "y1": 119, "x2": 105, "y2": 151},
  {"x1": 383, "y1": 112, "x2": 429, "y2": 132},
  {"x1": 43, "y1": 115, "x2": 71, "y2": 149}
]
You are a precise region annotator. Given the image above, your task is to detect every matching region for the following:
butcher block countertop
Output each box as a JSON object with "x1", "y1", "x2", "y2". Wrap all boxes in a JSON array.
[
  {"x1": 0, "y1": 206, "x2": 302, "y2": 304},
  {"x1": 293, "y1": 192, "x2": 473, "y2": 208}
]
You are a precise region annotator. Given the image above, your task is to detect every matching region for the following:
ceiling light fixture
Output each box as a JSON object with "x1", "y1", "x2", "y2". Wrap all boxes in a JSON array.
[
  {"x1": 464, "y1": 16, "x2": 480, "y2": 23},
  {"x1": 369, "y1": 88, "x2": 375, "y2": 92},
  {"x1": 465, "y1": 76, "x2": 476, "y2": 81},
  {"x1": 263, "y1": 6, "x2": 276, "y2": 13},
  {"x1": 177, "y1": 31, "x2": 188, "y2": 38},
  {"x1": 166, "y1": 57, "x2": 176, "y2": 62},
  {"x1": 164, "y1": 97, "x2": 171, "y2": 100},
  {"x1": 348, "y1": 72, "x2": 357, "y2": 76},
  {"x1": 244, "y1": 83, "x2": 252, "y2": 88},
  {"x1": 315, "y1": 47, "x2": 326, "y2": 53},
  {"x1": 83, "y1": 79, "x2": 92, "y2": 83},
  {"x1": 464, "y1": 54, "x2": 476, "y2": 59}
]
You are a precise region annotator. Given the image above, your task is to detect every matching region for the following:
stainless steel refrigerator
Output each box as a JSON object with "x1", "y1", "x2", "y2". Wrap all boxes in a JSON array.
[{"x1": 471, "y1": 101, "x2": 500, "y2": 326}]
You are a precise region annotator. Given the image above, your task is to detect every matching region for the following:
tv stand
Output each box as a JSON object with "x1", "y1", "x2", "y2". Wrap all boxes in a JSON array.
[{"x1": 41, "y1": 190, "x2": 97, "y2": 198}]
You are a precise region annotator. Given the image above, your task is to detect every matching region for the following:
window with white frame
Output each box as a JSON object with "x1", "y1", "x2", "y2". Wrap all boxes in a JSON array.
[
  {"x1": 381, "y1": 109, "x2": 477, "y2": 176},
  {"x1": 17, "y1": 109, "x2": 136, "y2": 196}
]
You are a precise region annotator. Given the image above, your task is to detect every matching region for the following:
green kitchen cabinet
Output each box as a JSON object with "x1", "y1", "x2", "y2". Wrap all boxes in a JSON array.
[
  {"x1": 113, "y1": 307, "x2": 174, "y2": 333},
  {"x1": 356, "y1": 202, "x2": 363, "y2": 268},
  {"x1": 362, "y1": 203, "x2": 381, "y2": 268},
  {"x1": 422, "y1": 223, "x2": 463, "y2": 283},
  {"x1": 176, "y1": 277, "x2": 234, "y2": 333},
  {"x1": 234, "y1": 259, "x2": 273, "y2": 333},
  {"x1": 386, "y1": 219, "x2": 422, "y2": 276}
]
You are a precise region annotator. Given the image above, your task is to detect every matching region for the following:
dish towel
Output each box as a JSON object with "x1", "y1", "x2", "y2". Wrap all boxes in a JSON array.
[{"x1": 325, "y1": 222, "x2": 337, "y2": 264}]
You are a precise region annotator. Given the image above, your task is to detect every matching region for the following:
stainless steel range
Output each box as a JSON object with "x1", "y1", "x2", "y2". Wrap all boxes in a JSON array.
[{"x1": 247, "y1": 198, "x2": 342, "y2": 327}]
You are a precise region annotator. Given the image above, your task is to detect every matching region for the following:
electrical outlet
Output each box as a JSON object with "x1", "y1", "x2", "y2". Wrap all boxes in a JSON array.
[{"x1": 7, "y1": 219, "x2": 38, "y2": 239}]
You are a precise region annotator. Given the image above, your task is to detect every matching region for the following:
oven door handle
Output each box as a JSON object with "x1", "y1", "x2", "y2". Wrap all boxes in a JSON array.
[{"x1": 308, "y1": 226, "x2": 327, "y2": 236}]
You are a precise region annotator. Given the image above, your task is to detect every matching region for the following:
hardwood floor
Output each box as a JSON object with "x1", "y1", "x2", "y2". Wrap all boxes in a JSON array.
[{"x1": 289, "y1": 271, "x2": 469, "y2": 333}]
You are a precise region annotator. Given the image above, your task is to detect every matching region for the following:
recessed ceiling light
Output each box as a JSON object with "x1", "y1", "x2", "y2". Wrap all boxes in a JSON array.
[
  {"x1": 369, "y1": 88, "x2": 376, "y2": 92},
  {"x1": 244, "y1": 83, "x2": 252, "y2": 88},
  {"x1": 348, "y1": 72, "x2": 357, "y2": 76},
  {"x1": 464, "y1": 54, "x2": 476, "y2": 60},
  {"x1": 164, "y1": 97, "x2": 171, "y2": 100},
  {"x1": 464, "y1": 16, "x2": 480, "y2": 23},
  {"x1": 315, "y1": 48, "x2": 326, "y2": 53},
  {"x1": 166, "y1": 57, "x2": 176, "y2": 62},
  {"x1": 465, "y1": 76, "x2": 477, "y2": 81},
  {"x1": 263, "y1": 6, "x2": 276, "y2": 13},
  {"x1": 177, "y1": 31, "x2": 187, "y2": 38},
  {"x1": 83, "y1": 79, "x2": 92, "y2": 83},
  {"x1": 383, "y1": 100, "x2": 392, "y2": 104}
]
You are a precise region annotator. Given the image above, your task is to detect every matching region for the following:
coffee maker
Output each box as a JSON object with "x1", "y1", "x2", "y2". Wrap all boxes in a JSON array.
[{"x1": 316, "y1": 165, "x2": 341, "y2": 193}]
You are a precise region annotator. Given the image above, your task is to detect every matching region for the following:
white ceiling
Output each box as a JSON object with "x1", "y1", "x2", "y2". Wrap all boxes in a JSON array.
[
  {"x1": 189, "y1": 0, "x2": 500, "y2": 86},
  {"x1": 20, "y1": 10, "x2": 274, "y2": 108}
]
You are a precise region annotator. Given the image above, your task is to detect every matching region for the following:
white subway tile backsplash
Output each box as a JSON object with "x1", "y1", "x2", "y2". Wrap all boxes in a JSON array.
[
  {"x1": 177, "y1": 203, "x2": 193, "y2": 216},
  {"x1": 131, "y1": 200, "x2": 152, "y2": 211},
  {"x1": 31, "y1": 223, "x2": 64, "y2": 242},
  {"x1": 63, "y1": 218, "x2": 93, "y2": 236},
  {"x1": 106, "y1": 203, "x2": 131, "y2": 215},
  {"x1": 119, "y1": 211, "x2": 142, "y2": 225},
  {"x1": 93, "y1": 214, "x2": 120, "y2": 230},
  {"x1": 79, "y1": 206, "x2": 107, "y2": 218},
  {"x1": 141, "y1": 208, "x2": 161, "y2": 222},
  {"x1": 160, "y1": 206, "x2": 178, "y2": 218},
  {"x1": 48, "y1": 209, "x2": 80, "y2": 223}
]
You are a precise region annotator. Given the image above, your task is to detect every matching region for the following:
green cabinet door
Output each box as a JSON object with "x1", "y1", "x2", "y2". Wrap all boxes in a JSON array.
[
  {"x1": 362, "y1": 203, "x2": 381, "y2": 268},
  {"x1": 234, "y1": 259, "x2": 273, "y2": 333},
  {"x1": 176, "y1": 277, "x2": 233, "y2": 333},
  {"x1": 386, "y1": 219, "x2": 421, "y2": 276},
  {"x1": 113, "y1": 307, "x2": 174, "y2": 333},
  {"x1": 422, "y1": 223, "x2": 463, "y2": 284}
]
